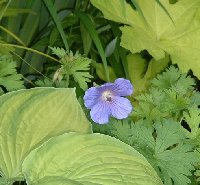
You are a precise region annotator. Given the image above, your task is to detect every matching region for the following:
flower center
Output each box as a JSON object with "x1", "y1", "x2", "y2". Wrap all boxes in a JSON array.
[{"x1": 102, "y1": 91, "x2": 113, "y2": 102}]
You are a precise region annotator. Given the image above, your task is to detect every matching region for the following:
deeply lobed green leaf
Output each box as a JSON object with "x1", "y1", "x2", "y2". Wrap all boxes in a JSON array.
[
  {"x1": 0, "y1": 55, "x2": 24, "y2": 92},
  {"x1": 91, "y1": 0, "x2": 200, "y2": 79}
]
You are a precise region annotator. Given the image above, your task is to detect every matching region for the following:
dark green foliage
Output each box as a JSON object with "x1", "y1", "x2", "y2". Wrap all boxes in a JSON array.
[{"x1": 0, "y1": 54, "x2": 24, "y2": 92}]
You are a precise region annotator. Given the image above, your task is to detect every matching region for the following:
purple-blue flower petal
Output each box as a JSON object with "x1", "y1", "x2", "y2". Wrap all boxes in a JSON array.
[
  {"x1": 110, "y1": 96, "x2": 132, "y2": 119},
  {"x1": 112, "y1": 78, "x2": 133, "y2": 96},
  {"x1": 83, "y1": 87, "x2": 100, "y2": 109},
  {"x1": 90, "y1": 101, "x2": 111, "y2": 124}
]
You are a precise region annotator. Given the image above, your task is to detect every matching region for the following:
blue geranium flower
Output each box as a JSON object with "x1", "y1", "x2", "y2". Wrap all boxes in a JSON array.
[{"x1": 84, "y1": 78, "x2": 133, "y2": 124}]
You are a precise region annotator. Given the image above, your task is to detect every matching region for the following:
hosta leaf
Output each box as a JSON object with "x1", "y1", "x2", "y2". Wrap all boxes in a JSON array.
[
  {"x1": 33, "y1": 177, "x2": 82, "y2": 185},
  {"x1": 91, "y1": 0, "x2": 200, "y2": 78},
  {"x1": 0, "y1": 88, "x2": 91, "y2": 183},
  {"x1": 23, "y1": 133, "x2": 163, "y2": 185}
]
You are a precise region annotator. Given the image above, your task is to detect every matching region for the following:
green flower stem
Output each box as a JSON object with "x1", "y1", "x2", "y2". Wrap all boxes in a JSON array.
[{"x1": 65, "y1": 74, "x2": 70, "y2": 88}]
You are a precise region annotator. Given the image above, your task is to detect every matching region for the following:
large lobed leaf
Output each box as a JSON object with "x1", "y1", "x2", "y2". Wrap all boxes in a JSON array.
[
  {"x1": 22, "y1": 132, "x2": 163, "y2": 185},
  {"x1": 91, "y1": 0, "x2": 200, "y2": 79},
  {"x1": 0, "y1": 88, "x2": 91, "y2": 184}
]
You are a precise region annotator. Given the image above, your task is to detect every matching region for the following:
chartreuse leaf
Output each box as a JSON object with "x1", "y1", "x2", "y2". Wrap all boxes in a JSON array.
[
  {"x1": 155, "y1": 0, "x2": 174, "y2": 22},
  {"x1": 93, "y1": 62, "x2": 116, "y2": 82},
  {"x1": 23, "y1": 133, "x2": 163, "y2": 185},
  {"x1": 29, "y1": 177, "x2": 83, "y2": 185},
  {"x1": 144, "y1": 56, "x2": 170, "y2": 82},
  {"x1": 91, "y1": 0, "x2": 200, "y2": 79},
  {"x1": 90, "y1": 0, "x2": 141, "y2": 26},
  {"x1": 127, "y1": 53, "x2": 169, "y2": 95},
  {"x1": 0, "y1": 88, "x2": 91, "y2": 184},
  {"x1": 127, "y1": 53, "x2": 147, "y2": 95}
]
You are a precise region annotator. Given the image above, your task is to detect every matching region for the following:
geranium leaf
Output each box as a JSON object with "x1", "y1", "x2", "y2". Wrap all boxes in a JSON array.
[{"x1": 0, "y1": 55, "x2": 24, "y2": 91}]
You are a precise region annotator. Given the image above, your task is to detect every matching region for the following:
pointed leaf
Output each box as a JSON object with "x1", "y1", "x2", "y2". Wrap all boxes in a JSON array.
[{"x1": 105, "y1": 37, "x2": 118, "y2": 57}]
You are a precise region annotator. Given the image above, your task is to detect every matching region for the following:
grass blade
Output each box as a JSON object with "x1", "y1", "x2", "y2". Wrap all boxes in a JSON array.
[
  {"x1": 0, "y1": 43, "x2": 58, "y2": 62},
  {"x1": 75, "y1": 11, "x2": 110, "y2": 82},
  {"x1": 0, "y1": 26, "x2": 26, "y2": 46},
  {"x1": 43, "y1": 0, "x2": 69, "y2": 51},
  {"x1": 0, "y1": 0, "x2": 12, "y2": 21}
]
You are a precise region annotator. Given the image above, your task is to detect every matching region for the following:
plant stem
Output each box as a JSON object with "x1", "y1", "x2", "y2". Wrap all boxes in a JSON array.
[
  {"x1": 65, "y1": 74, "x2": 70, "y2": 87},
  {"x1": 0, "y1": 0, "x2": 12, "y2": 21},
  {"x1": 0, "y1": 43, "x2": 59, "y2": 62}
]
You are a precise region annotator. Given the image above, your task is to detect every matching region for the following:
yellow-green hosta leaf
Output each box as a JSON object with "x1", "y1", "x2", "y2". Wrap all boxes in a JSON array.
[
  {"x1": 0, "y1": 88, "x2": 91, "y2": 183},
  {"x1": 23, "y1": 133, "x2": 163, "y2": 185},
  {"x1": 31, "y1": 177, "x2": 82, "y2": 185},
  {"x1": 91, "y1": 0, "x2": 200, "y2": 79}
]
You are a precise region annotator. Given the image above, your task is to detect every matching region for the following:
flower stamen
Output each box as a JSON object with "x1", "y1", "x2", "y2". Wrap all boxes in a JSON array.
[{"x1": 102, "y1": 91, "x2": 113, "y2": 102}]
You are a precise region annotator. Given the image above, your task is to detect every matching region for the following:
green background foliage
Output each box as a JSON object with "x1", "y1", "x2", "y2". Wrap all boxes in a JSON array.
[{"x1": 0, "y1": 0, "x2": 200, "y2": 184}]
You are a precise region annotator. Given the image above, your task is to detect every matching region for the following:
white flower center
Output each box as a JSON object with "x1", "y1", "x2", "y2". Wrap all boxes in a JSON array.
[{"x1": 102, "y1": 90, "x2": 113, "y2": 102}]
